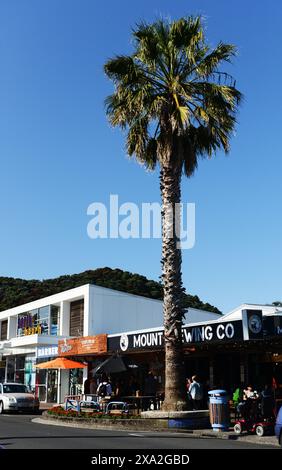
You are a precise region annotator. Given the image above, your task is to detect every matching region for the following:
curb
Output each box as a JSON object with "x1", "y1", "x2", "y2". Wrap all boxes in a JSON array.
[{"x1": 31, "y1": 417, "x2": 197, "y2": 434}]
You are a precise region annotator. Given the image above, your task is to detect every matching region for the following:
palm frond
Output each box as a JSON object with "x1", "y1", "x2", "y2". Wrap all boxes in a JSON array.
[
  {"x1": 195, "y1": 42, "x2": 237, "y2": 77},
  {"x1": 170, "y1": 16, "x2": 203, "y2": 50}
]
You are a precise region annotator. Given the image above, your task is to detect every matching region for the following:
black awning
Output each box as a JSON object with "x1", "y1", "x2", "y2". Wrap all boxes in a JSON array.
[{"x1": 91, "y1": 355, "x2": 127, "y2": 376}]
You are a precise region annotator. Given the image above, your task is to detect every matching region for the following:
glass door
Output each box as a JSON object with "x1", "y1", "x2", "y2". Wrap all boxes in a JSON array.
[
  {"x1": 47, "y1": 369, "x2": 58, "y2": 402},
  {"x1": 35, "y1": 369, "x2": 47, "y2": 402}
]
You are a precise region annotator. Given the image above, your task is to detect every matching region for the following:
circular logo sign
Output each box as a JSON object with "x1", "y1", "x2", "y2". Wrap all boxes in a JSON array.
[
  {"x1": 120, "y1": 333, "x2": 129, "y2": 351},
  {"x1": 248, "y1": 314, "x2": 262, "y2": 334}
]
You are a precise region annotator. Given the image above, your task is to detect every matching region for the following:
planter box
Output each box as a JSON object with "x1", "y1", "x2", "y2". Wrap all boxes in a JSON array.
[
  {"x1": 43, "y1": 410, "x2": 210, "y2": 431},
  {"x1": 141, "y1": 410, "x2": 210, "y2": 429}
]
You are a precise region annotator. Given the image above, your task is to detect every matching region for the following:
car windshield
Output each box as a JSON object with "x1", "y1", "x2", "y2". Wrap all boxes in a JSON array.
[{"x1": 3, "y1": 384, "x2": 29, "y2": 393}]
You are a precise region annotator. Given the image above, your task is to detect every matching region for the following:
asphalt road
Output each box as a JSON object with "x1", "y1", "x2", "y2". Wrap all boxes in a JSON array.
[{"x1": 0, "y1": 412, "x2": 275, "y2": 450}]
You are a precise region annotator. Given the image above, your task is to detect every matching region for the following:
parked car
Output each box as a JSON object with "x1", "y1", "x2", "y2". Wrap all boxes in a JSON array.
[
  {"x1": 0, "y1": 383, "x2": 39, "y2": 414},
  {"x1": 275, "y1": 405, "x2": 282, "y2": 447}
]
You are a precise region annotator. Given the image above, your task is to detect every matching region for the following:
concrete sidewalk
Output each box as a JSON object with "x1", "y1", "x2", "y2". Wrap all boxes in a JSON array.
[
  {"x1": 39, "y1": 402, "x2": 59, "y2": 410},
  {"x1": 188, "y1": 428, "x2": 279, "y2": 447}
]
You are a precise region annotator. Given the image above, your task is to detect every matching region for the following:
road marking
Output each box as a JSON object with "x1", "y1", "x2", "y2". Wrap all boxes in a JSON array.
[{"x1": 128, "y1": 433, "x2": 144, "y2": 437}]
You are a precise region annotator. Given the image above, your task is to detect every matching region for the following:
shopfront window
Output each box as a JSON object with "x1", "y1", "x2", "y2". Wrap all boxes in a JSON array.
[
  {"x1": 69, "y1": 300, "x2": 84, "y2": 337},
  {"x1": 0, "y1": 357, "x2": 6, "y2": 383},
  {"x1": 25, "y1": 356, "x2": 36, "y2": 390},
  {"x1": 69, "y1": 368, "x2": 83, "y2": 395},
  {"x1": 17, "y1": 309, "x2": 41, "y2": 336},
  {"x1": 17, "y1": 305, "x2": 60, "y2": 337},
  {"x1": 15, "y1": 356, "x2": 25, "y2": 383},
  {"x1": 50, "y1": 306, "x2": 60, "y2": 336},
  {"x1": 6, "y1": 356, "x2": 25, "y2": 383},
  {"x1": 0, "y1": 319, "x2": 8, "y2": 341},
  {"x1": 6, "y1": 356, "x2": 15, "y2": 382},
  {"x1": 38, "y1": 306, "x2": 49, "y2": 335}
]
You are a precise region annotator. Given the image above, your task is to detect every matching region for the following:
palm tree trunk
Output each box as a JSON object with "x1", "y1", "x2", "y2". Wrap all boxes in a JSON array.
[{"x1": 160, "y1": 162, "x2": 187, "y2": 411}]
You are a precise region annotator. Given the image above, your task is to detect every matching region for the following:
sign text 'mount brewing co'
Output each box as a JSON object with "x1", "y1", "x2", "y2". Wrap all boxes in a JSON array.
[
  {"x1": 58, "y1": 334, "x2": 107, "y2": 356},
  {"x1": 108, "y1": 320, "x2": 244, "y2": 352}
]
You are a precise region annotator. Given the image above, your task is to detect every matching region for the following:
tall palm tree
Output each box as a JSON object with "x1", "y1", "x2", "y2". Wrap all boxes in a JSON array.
[{"x1": 104, "y1": 16, "x2": 242, "y2": 411}]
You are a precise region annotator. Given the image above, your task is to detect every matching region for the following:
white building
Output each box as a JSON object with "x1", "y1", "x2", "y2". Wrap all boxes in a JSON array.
[{"x1": 0, "y1": 284, "x2": 220, "y2": 403}]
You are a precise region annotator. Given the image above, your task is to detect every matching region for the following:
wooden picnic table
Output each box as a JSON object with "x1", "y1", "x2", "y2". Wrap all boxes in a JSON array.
[{"x1": 120, "y1": 395, "x2": 161, "y2": 413}]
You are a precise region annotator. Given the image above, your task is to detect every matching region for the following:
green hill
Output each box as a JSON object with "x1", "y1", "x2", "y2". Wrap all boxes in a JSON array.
[{"x1": 0, "y1": 267, "x2": 221, "y2": 314}]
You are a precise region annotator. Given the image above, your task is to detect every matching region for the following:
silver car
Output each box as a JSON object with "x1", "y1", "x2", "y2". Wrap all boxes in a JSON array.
[{"x1": 0, "y1": 383, "x2": 39, "y2": 414}]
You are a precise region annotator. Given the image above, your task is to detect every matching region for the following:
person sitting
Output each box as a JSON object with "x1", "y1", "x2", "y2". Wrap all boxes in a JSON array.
[
  {"x1": 97, "y1": 375, "x2": 112, "y2": 399},
  {"x1": 114, "y1": 380, "x2": 125, "y2": 399},
  {"x1": 237, "y1": 385, "x2": 260, "y2": 420},
  {"x1": 243, "y1": 385, "x2": 255, "y2": 400},
  {"x1": 233, "y1": 384, "x2": 243, "y2": 419}
]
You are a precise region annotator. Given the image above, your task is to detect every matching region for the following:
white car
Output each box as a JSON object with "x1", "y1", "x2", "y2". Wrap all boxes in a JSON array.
[{"x1": 0, "y1": 383, "x2": 39, "y2": 414}]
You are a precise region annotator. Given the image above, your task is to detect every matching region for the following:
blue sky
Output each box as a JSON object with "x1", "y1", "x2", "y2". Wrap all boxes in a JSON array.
[{"x1": 0, "y1": 0, "x2": 281, "y2": 313}]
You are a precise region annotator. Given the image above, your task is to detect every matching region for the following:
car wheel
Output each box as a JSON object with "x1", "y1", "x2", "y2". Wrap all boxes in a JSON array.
[
  {"x1": 234, "y1": 423, "x2": 242, "y2": 434},
  {"x1": 0, "y1": 401, "x2": 4, "y2": 414},
  {"x1": 255, "y1": 425, "x2": 264, "y2": 437}
]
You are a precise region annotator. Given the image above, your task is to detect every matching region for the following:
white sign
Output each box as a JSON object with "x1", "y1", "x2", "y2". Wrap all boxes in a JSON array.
[
  {"x1": 36, "y1": 346, "x2": 58, "y2": 358},
  {"x1": 120, "y1": 334, "x2": 129, "y2": 352}
]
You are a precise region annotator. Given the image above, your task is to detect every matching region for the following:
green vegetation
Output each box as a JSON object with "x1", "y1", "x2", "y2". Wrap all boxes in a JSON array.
[
  {"x1": 47, "y1": 407, "x2": 141, "y2": 419},
  {"x1": 0, "y1": 267, "x2": 220, "y2": 313}
]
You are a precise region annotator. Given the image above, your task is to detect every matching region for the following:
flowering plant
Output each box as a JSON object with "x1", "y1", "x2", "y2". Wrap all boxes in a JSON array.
[{"x1": 47, "y1": 406, "x2": 140, "y2": 419}]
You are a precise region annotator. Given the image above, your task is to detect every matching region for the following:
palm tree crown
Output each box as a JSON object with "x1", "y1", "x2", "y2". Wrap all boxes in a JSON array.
[{"x1": 104, "y1": 16, "x2": 242, "y2": 175}]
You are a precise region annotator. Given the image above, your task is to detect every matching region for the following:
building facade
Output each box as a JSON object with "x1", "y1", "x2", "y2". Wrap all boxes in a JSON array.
[
  {"x1": 3, "y1": 283, "x2": 280, "y2": 408},
  {"x1": 0, "y1": 284, "x2": 220, "y2": 403},
  {"x1": 106, "y1": 304, "x2": 282, "y2": 400}
]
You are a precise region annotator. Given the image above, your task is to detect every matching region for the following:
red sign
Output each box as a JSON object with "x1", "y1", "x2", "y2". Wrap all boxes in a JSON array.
[{"x1": 58, "y1": 335, "x2": 107, "y2": 356}]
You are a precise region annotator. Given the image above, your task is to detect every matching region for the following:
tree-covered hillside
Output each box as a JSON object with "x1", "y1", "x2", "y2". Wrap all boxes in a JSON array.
[{"x1": 0, "y1": 267, "x2": 221, "y2": 313}]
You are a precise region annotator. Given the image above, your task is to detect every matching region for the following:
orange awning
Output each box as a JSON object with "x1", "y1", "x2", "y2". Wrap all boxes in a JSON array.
[{"x1": 36, "y1": 357, "x2": 87, "y2": 369}]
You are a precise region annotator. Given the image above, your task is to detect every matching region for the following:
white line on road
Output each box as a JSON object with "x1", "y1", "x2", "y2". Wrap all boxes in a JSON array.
[{"x1": 128, "y1": 433, "x2": 144, "y2": 437}]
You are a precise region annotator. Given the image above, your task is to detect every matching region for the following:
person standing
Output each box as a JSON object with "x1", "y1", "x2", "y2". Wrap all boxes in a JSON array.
[
  {"x1": 188, "y1": 375, "x2": 203, "y2": 410},
  {"x1": 260, "y1": 384, "x2": 275, "y2": 418},
  {"x1": 83, "y1": 377, "x2": 90, "y2": 395},
  {"x1": 89, "y1": 378, "x2": 97, "y2": 395},
  {"x1": 185, "y1": 377, "x2": 192, "y2": 392},
  {"x1": 186, "y1": 377, "x2": 192, "y2": 409}
]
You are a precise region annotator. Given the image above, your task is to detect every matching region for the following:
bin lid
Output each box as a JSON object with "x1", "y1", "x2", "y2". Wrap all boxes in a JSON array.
[{"x1": 208, "y1": 389, "x2": 228, "y2": 396}]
